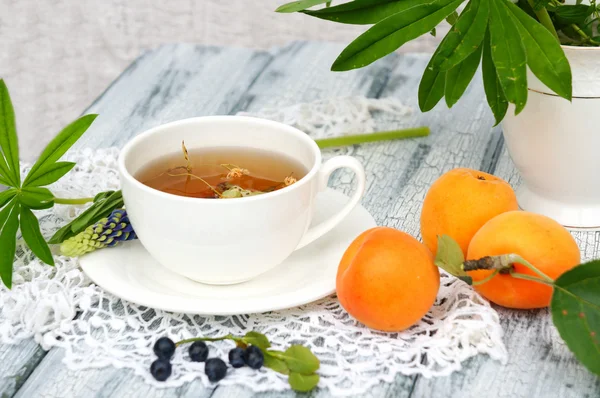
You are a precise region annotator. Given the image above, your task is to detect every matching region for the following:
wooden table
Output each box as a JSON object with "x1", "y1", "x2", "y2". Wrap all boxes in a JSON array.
[{"x1": 1, "y1": 42, "x2": 599, "y2": 398}]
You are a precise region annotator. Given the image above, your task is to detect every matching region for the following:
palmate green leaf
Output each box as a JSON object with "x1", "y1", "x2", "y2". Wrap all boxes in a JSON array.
[
  {"x1": 20, "y1": 206, "x2": 54, "y2": 266},
  {"x1": 488, "y1": 0, "x2": 528, "y2": 115},
  {"x1": 331, "y1": 0, "x2": 464, "y2": 71},
  {"x1": 18, "y1": 187, "x2": 54, "y2": 210},
  {"x1": 0, "y1": 188, "x2": 17, "y2": 208},
  {"x1": 22, "y1": 161, "x2": 76, "y2": 188},
  {"x1": 482, "y1": 28, "x2": 509, "y2": 125},
  {"x1": 0, "y1": 80, "x2": 20, "y2": 187},
  {"x1": 303, "y1": 0, "x2": 423, "y2": 25},
  {"x1": 506, "y1": 1, "x2": 572, "y2": 101},
  {"x1": 23, "y1": 114, "x2": 97, "y2": 187},
  {"x1": 48, "y1": 190, "x2": 123, "y2": 244},
  {"x1": 276, "y1": 0, "x2": 331, "y2": 13},
  {"x1": 551, "y1": 260, "x2": 600, "y2": 376},
  {"x1": 430, "y1": 0, "x2": 489, "y2": 71},
  {"x1": 288, "y1": 372, "x2": 320, "y2": 392},
  {"x1": 445, "y1": 45, "x2": 483, "y2": 107},
  {"x1": 418, "y1": 58, "x2": 446, "y2": 112},
  {"x1": 434, "y1": 235, "x2": 472, "y2": 284},
  {"x1": 0, "y1": 199, "x2": 20, "y2": 288},
  {"x1": 0, "y1": 174, "x2": 11, "y2": 187}
]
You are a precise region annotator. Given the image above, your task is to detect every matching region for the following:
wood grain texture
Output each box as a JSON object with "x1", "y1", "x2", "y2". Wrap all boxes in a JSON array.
[
  {"x1": 0, "y1": 339, "x2": 46, "y2": 398},
  {"x1": 5, "y1": 41, "x2": 600, "y2": 398}
]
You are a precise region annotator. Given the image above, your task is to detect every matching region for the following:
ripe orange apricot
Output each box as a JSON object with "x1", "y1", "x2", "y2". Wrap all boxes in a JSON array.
[
  {"x1": 420, "y1": 168, "x2": 518, "y2": 257},
  {"x1": 467, "y1": 211, "x2": 581, "y2": 309},
  {"x1": 336, "y1": 227, "x2": 440, "y2": 331}
]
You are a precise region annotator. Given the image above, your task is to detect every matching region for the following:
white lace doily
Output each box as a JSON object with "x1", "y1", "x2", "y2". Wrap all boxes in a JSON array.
[{"x1": 0, "y1": 97, "x2": 507, "y2": 396}]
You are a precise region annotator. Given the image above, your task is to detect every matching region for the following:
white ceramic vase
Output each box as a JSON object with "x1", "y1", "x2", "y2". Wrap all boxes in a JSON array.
[{"x1": 502, "y1": 46, "x2": 600, "y2": 228}]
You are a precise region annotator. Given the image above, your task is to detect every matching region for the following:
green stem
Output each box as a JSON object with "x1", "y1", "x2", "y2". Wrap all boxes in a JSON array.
[
  {"x1": 527, "y1": 0, "x2": 560, "y2": 41},
  {"x1": 571, "y1": 23, "x2": 600, "y2": 45},
  {"x1": 509, "y1": 271, "x2": 555, "y2": 286},
  {"x1": 175, "y1": 334, "x2": 237, "y2": 347},
  {"x1": 510, "y1": 254, "x2": 555, "y2": 284},
  {"x1": 314, "y1": 127, "x2": 430, "y2": 149},
  {"x1": 54, "y1": 197, "x2": 95, "y2": 205},
  {"x1": 472, "y1": 269, "x2": 500, "y2": 286}
]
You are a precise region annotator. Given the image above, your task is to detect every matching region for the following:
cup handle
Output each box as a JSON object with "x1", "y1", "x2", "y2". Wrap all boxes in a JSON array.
[{"x1": 295, "y1": 156, "x2": 366, "y2": 250}]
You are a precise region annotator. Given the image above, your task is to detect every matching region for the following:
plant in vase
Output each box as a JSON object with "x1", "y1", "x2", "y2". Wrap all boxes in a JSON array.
[{"x1": 276, "y1": 0, "x2": 600, "y2": 227}]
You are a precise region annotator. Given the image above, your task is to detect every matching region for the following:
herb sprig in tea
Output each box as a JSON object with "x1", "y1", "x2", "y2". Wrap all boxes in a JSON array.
[{"x1": 152, "y1": 141, "x2": 298, "y2": 199}]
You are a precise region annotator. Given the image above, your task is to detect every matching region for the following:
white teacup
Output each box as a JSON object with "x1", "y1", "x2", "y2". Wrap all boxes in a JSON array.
[{"x1": 119, "y1": 116, "x2": 366, "y2": 284}]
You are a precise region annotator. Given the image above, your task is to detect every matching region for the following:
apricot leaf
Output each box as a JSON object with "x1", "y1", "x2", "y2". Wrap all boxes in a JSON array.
[
  {"x1": 435, "y1": 235, "x2": 472, "y2": 284},
  {"x1": 551, "y1": 260, "x2": 600, "y2": 376}
]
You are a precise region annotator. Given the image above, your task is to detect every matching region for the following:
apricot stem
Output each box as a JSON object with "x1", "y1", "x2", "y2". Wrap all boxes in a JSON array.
[
  {"x1": 511, "y1": 255, "x2": 555, "y2": 284},
  {"x1": 462, "y1": 253, "x2": 555, "y2": 284},
  {"x1": 509, "y1": 271, "x2": 554, "y2": 286},
  {"x1": 471, "y1": 270, "x2": 500, "y2": 286}
]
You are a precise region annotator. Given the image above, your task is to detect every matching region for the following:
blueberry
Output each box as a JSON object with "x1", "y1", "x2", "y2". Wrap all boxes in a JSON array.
[
  {"x1": 189, "y1": 341, "x2": 209, "y2": 362},
  {"x1": 228, "y1": 347, "x2": 246, "y2": 368},
  {"x1": 244, "y1": 345, "x2": 264, "y2": 369},
  {"x1": 205, "y1": 358, "x2": 228, "y2": 382},
  {"x1": 153, "y1": 337, "x2": 176, "y2": 360},
  {"x1": 150, "y1": 359, "x2": 172, "y2": 381}
]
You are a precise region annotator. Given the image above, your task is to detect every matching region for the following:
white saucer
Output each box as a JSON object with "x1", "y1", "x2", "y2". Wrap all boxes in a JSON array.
[{"x1": 80, "y1": 189, "x2": 376, "y2": 315}]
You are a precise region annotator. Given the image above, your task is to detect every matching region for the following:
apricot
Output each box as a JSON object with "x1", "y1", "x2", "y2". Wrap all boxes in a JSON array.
[
  {"x1": 467, "y1": 211, "x2": 580, "y2": 309},
  {"x1": 420, "y1": 168, "x2": 518, "y2": 257},
  {"x1": 336, "y1": 227, "x2": 440, "y2": 331}
]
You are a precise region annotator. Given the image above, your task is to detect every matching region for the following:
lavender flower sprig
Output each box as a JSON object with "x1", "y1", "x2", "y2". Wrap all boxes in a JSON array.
[{"x1": 60, "y1": 209, "x2": 137, "y2": 257}]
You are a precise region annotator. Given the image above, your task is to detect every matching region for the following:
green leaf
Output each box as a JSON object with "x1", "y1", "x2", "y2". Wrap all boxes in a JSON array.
[
  {"x1": 0, "y1": 174, "x2": 13, "y2": 187},
  {"x1": 430, "y1": 0, "x2": 489, "y2": 71},
  {"x1": 444, "y1": 45, "x2": 483, "y2": 107},
  {"x1": 482, "y1": 28, "x2": 508, "y2": 125},
  {"x1": 264, "y1": 351, "x2": 290, "y2": 375},
  {"x1": 18, "y1": 187, "x2": 55, "y2": 210},
  {"x1": 551, "y1": 260, "x2": 600, "y2": 376},
  {"x1": 446, "y1": 10, "x2": 459, "y2": 25},
  {"x1": 0, "y1": 188, "x2": 17, "y2": 208},
  {"x1": 19, "y1": 206, "x2": 54, "y2": 266},
  {"x1": 418, "y1": 58, "x2": 446, "y2": 112},
  {"x1": 552, "y1": 5, "x2": 594, "y2": 24},
  {"x1": 0, "y1": 80, "x2": 20, "y2": 187},
  {"x1": 22, "y1": 162, "x2": 76, "y2": 188},
  {"x1": 488, "y1": 0, "x2": 528, "y2": 114},
  {"x1": 505, "y1": 1, "x2": 572, "y2": 101},
  {"x1": 532, "y1": 0, "x2": 551, "y2": 11},
  {"x1": 48, "y1": 190, "x2": 123, "y2": 244},
  {"x1": 331, "y1": 0, "x2": 464, "y2": 71},
  {"x1": 24, "y1": 114, "x2": 97, "y2": 187},
  {"x1": 434, "y1": 235, "x2": 472, "y2": 284},
  {"x1": 280, "y1": 345, "x2": 320, "y2": 374},
  {"x1": 0, "y1": 199, "x2": 20, "y2": 288},
  {"x1": 303, "y1": 0, "x2": 424, "y2": 25},
  {"x1": 288, "y1": 372, "x2": 320, "y2": 392},
  {"x1": 243, "y1": 331, "x2": 271, "y2": 350},
  {"x1": 276, "y1": 0, "x2": 331, "y2": 13}
]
